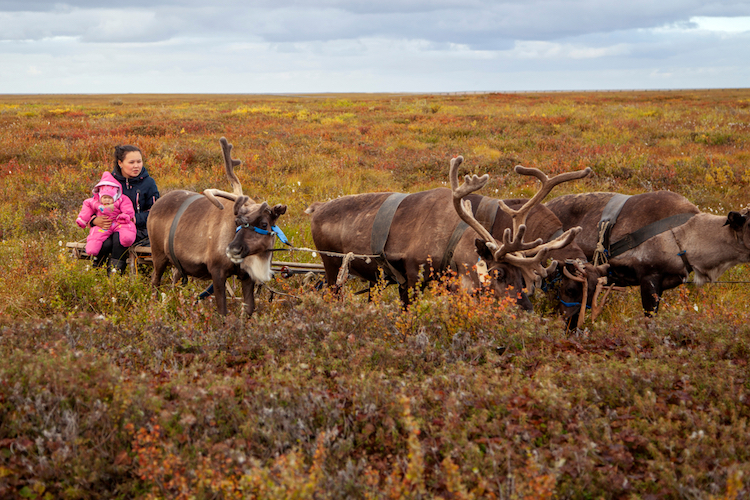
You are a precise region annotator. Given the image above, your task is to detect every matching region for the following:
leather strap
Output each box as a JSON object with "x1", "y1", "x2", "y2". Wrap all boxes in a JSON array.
[
  {"x1": 168, "y1": 194, "x2": 203, "y2": 285},
  {"x1": 609, "y1": 212, "x2": 695, "y2": 259},
  {"x1": 370, "y1": 193, "x2": 409, "y2": 285},
  {"x1": 600, "y1": 194, "x2": 631, "y2": 225},
  {"x1": 594, "y1": 194, "x2": 631, "y2": 265}
]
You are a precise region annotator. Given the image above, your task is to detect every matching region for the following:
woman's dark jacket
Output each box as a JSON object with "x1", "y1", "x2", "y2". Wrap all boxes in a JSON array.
[{"x1": 112, "y1": 165, "x2": 160, "y2": 241}]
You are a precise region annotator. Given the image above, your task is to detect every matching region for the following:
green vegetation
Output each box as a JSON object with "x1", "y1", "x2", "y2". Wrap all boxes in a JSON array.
[{"x1": 1, "y1": 90, "x2": 749, "y2": 498}]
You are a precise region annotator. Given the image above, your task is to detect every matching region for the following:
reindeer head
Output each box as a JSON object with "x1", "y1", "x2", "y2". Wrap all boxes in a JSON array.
[
  {"x1": 555, "y1": 259, "x2": 621, "y2": 329},
  {"x1": 450, "y1": 156, "x2": 590, "y2": 307},
  {"x1": 725, "y1": 208, "x2": 750, "y2": 249},
  {"x1": 472, "y1": 237, "x2": 534, "y2": 310},
  {"x1": 227, "y1": 200, "x2": 287, "y2": 264},
  {"x1": 201, "y1": 137, "x2": 288, "y2": 280}
]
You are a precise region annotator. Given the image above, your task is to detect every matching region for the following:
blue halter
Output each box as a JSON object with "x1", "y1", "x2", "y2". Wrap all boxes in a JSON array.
[
  {"x1": 559, "y1": 298, "x2": 591, "y2": 309},
  {"x1": 236, "y1": 223, "x2": 290, "y2": 246}
]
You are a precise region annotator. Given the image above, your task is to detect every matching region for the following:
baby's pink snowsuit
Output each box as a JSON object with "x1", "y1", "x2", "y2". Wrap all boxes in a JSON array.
[{"x1": 76, "y1": 172, "x2": 137, "y2": 256}]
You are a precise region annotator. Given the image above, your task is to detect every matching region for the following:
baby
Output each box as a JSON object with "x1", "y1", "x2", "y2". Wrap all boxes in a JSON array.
[{"x1": 76, "y1": 172, "x2": 137, "y2": 257}]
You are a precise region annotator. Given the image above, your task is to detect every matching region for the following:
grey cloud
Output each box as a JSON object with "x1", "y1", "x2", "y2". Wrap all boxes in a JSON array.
[
  {"x1": 1, "y1": 0, "x2": 748, "y2": 93},
  {"x1": 2, "y1": 1, "x2": 750, "y2": 46}
]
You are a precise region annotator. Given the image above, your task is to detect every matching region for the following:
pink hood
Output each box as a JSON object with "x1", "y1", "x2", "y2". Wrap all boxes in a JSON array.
[{"x1": 93, "y1": 171, "x2": 122, "y2": 201}]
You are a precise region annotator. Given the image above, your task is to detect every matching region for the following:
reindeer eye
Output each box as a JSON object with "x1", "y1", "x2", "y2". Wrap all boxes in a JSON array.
[
  {"x1": 260, "y1": 222, "x2": 269, "y2": 229},
  {"x1": 491, "y1": 268, "x2": 505, "y2": 280}
]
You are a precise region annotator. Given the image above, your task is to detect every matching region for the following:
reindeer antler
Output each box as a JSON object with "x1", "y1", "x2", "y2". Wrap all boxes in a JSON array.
[
  {"x1": 563, "y1": 262, "x2": 589, "y2": 329},
  {"x1": 203, "y1": 189, "x2": 238, "y2": 210},
  {"x1": 450, "y1": 156, "x2": 543, "y2": 259},
  {"x1": 590, "y1": 277, "x2": 627, "y2": 321},
  {"x1": 203, "y1": 137, "x2": 245, "y2": 209},
  {"x1": 563, "y1": 261, "x2": 626, "y2": 327},
  {"x1": 497, "y1": 166, "x2": 592, "y2": 238},
  {"x1": 220, "y1": 137, "x2": 243, "y2": 197},
  {"x1": 450, "y1": 156, "x2": 588, "y2": 293},
  {"x1": 450, "y1": 156, "x2": 495, "y2": 248}
]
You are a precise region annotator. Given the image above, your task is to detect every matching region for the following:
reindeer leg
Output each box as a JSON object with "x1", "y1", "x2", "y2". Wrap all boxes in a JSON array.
[
  {"x1": 565, "y1": 314, "x2": 579, "y2": 332},
  {"x1": 639, "y1": 275, "x2": 662, "y2": 316},
  {"x1": 241, "y1": 278, "x2": 256, "y2": 317},
  {"x1": 320, "y1": 255, "x2": 344, "y2": 293},
  {"x1": 397, "y1": 282, "x2": 415, "y2": 307},
  {"x1": 151, "y1": 254, "x2": 168, "y2": 287},
  {"x1": 211, "y1": 275, "x2": 229, "y2": 315}
]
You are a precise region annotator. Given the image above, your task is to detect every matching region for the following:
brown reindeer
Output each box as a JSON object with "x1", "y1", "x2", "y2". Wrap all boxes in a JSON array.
[
  {"x1": 148, "y1": 137, "x2": 287, "y2": 316},
  {"x1": 449, "y1": 158, "x2": 612, "y2": 324},
  {"x1": 546, "y1": 191, "x2": 750, "y2": 315},
  {"x1": 493, "y1": 199, "x2": 611, "y2": 329},
  {"x1": 306, "y1": 155, "x2": 589, "y2": 309}
]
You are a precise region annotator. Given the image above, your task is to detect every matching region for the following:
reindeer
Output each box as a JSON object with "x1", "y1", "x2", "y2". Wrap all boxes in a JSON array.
[
  {"x1": 546, "y1": 191, "x2": 750, "y2": 315},
  {"x1": 306, "y1": 155, "x2": 589, "y2": 309},
  {"x1": 147, "y1": 137, "x2": 287, "y2": 316},
  {"x1": 449, "y1": 159, "x2": 612, "y2": 326},
  {"x1": 490, "y1": 199, "x2": 612, "y2": 329}
]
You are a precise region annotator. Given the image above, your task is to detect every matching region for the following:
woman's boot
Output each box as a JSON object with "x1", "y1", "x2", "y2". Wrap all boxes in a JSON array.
[
  {"x1": 110, "y1": 258, "x2": 128, "y2": 276},
  {"x1": 92, "y1": 253, "x2": 108, "y2": 269}
]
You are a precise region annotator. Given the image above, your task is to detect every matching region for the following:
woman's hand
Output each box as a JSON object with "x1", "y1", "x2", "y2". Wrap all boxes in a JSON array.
[{"x1": 92, "y1": 216, "x2": 112, "y2": 230}]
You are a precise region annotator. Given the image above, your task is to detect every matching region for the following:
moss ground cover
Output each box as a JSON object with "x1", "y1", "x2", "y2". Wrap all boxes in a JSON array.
[{"x1": 1, "y1": 90, "x2": 749, "y2": 498}]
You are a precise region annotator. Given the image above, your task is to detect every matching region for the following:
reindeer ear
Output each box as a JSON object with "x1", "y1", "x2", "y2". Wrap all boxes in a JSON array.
[
  {"x1": 272, "y1": 204, "x2": 287, "y2": 217},
  {"x1": 725, "y1": 211, "x2": 747, "y2": 231},
  {"x1": 732, "y1": 210, "x2": 750, "y2": 250},
  {"x1": 475, "y1": 239, "x2": 494, "y2": 261}
]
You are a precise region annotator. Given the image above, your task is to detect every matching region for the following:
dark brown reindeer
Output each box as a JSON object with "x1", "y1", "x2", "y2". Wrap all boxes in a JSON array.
[
  {"x1": 148, "y1": 137, "x2": 287, "y2": 316},
  {"x1": 546, "y1": 191, "x2": 750, "y2": 315},
  {"x1": 490, "y1": 199, "x2": 612, "y2": 329},
  {"x1": 306, "y1": 155, "x2": 588, "y2": 309},
  {"x1": 449, "y1": 160, "x2": 612, "y2": 327}
]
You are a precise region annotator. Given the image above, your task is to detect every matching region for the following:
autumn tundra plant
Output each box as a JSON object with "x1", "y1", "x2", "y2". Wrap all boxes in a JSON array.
[{"x1": 2, "y1": 92, "x2": 750, "y2": 498}]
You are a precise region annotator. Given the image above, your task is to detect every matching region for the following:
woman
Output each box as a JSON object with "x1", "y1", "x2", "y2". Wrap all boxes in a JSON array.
[{"x1": 89, "y1": 145, "x2": 160, "y2": 274}]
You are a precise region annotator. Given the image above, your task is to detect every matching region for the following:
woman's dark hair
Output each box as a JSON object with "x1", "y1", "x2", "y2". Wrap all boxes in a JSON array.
[{"x1": 114, "y1": 145, "x2": 142, "y2": 170}]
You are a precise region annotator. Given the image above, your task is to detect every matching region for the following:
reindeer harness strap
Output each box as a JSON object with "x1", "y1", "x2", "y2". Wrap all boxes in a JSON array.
[
  {"x1": 593, "y1": 194, "x2": 631, "y2": 266},
  {"x1": 370, "y1": 193, "x2": 409, "y2": 285},
  {"x1": 169, "y1": 194, "x2": 203, "y2": 285},
  {"x1": 609, "y1": 213, "x2": 696, "y2": 259}
]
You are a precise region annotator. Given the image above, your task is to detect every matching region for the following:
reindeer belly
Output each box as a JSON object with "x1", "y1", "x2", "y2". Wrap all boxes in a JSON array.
[{"x1": 607, "y1": 234, "x2": 686, "y2": 284}]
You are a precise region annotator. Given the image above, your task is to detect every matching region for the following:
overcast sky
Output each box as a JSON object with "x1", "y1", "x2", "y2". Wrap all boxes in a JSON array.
[{"x1": 1, "y1": 1, "x2": 748, "y2": 94}]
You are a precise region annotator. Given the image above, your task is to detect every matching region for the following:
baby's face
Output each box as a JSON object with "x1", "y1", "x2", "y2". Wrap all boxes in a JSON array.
[{"x1": 100, "y1": 195, "x2": 114, "y2": 205}]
